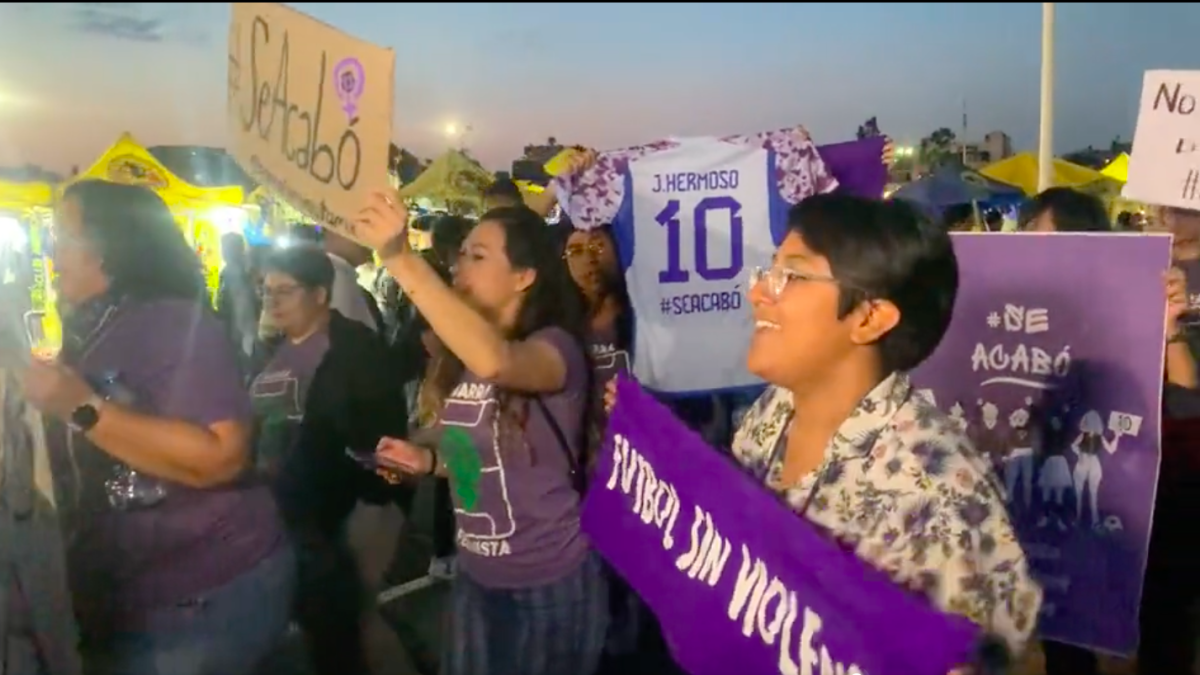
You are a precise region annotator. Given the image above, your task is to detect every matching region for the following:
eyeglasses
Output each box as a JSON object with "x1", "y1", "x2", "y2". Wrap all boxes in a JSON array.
[
  {"x1": 748, "y1": 265, "x2": 841, "y2": 299},
  {"x1": 258, "y1": 284, "x2": 303, "y2": 301},
  {"x1": 563, "y1": 241, "x2": 609, "y2": 260}
]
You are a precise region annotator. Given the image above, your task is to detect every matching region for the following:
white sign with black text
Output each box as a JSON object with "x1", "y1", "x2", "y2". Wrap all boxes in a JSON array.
[{"x1": 1124, "y1": 69, "x2": 1200, "y2": 210}]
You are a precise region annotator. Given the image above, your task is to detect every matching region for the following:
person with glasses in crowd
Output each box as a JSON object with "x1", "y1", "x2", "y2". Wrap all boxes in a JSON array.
[
  {"x1": 24, "y1": 180, "x2": 292, "y2": 675},
  {"x1": 250, "y1": 243, "x2": 412, "y2": 675},
  {"x1": 737, "y1": 193, "x2": 1041, "y2": 664},
  {"x1": 607, "y1": 193, "x2": 1043, "y2": 671}
]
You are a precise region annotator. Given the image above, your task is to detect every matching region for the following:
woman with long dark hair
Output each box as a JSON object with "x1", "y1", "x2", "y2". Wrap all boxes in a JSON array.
[
  {"x1": 355, "y1": 194, "x2": 607, "y2": 675},
  {"x1": 555, "y1": 221, "x2": 682, "y2": 675},
  {"x1": 556, "y1": 222, "x2": 632, "y2": 412},
  {"x1": 21, "y1": 180, "x2": 292, "y2": 675}
]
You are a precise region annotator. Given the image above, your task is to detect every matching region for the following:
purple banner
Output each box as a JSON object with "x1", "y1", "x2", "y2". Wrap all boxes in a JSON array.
[
  {"x1": 910, "y1": 232, "x2": 1171, "y2": 655},
  {"x1": 814, "y1": 137, "x2": 888, "y2": 199},
  {"x1": 582, "y1": 377, "x2": 980, "y2": 675}
]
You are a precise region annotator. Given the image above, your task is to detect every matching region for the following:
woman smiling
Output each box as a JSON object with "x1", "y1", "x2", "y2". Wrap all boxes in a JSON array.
[{"x1": 357, "y1": 195, "x2": 608, "y2": 675}]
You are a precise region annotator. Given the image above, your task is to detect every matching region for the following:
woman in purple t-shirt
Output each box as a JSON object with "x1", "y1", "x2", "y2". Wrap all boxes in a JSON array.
[
  {"x1": 357, "y1": 195, "x2": 608, "y2": 675},
  {"x1": 22, "y1": 181, "x2": 292, "y2": 675},
  {"x1": 560, "y1": 224, "x2": 633, "y2": 401}
]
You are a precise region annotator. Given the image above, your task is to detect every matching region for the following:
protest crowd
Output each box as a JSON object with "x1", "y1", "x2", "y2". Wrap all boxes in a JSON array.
[{"x1": 2, "y1": 4, "x2": 1200, "y2": 675}]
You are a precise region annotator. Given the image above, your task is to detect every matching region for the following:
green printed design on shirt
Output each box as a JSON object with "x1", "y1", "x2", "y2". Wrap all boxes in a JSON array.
[{"x1": 441, "y1": 427, "x2": 482, "y2": 510}]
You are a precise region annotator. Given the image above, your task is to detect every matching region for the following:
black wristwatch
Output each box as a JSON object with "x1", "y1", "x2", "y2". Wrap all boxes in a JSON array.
[{"x1": 69, "y1": 396, "x2": 104, "y2": 433}]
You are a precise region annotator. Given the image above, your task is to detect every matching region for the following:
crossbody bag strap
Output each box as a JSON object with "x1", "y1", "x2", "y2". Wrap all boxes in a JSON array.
[{"x1": 532, "y1": 397, "x2": 585, "y2": 494}]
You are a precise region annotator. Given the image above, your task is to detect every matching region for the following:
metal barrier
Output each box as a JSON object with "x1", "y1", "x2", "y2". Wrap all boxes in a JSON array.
[{"x1": 376, "y1": 556, "x2": 455, "y2": 606}]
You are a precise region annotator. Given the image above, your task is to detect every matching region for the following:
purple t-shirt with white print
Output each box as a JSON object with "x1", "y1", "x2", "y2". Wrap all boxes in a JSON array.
[
  {"x1": 437, "y1": 327, "x2": 590, "y2": 588},
  {"x1": 588, "y1": 324, "x2": 631, "y2": 387},
  {"x1": 53, "y1": 298, "x2": 284, "y2": 632},
  {"x1": 587, "y1": 323, "x2": 630, "y2": 430}
]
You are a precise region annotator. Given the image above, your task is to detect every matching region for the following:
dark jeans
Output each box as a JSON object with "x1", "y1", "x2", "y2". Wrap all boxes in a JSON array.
[
  {"x1": 293, "y1": 529, "x2": 369, "y2": 675},
  {"x1": 1136, "y1": 487, "x2": 1200, "y2": 675},
  {"x1": 83, "y1": 546, "x2": 295, "y2": 675},
  {"x1": 595, "y1": 566, "x2": 686, "y2": 675}
]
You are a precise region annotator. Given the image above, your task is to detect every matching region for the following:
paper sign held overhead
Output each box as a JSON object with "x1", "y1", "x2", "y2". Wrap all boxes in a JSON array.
[
  {"x1": 1124, "y1": 70, "x2": 1200, "y2": 210},
  {"x1": 227, "y1": 2, "x2": 394, "y2": 243}
]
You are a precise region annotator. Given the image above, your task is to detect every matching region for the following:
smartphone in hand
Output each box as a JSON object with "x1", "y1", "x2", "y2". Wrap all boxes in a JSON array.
[{"x1": 344, "y1": 448, "x2": 405, "y2": 472}]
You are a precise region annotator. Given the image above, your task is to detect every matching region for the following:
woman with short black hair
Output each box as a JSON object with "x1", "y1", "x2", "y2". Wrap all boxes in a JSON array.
[
  {"x1": 252, "y1": 242, "x2": 410, "y2": 675},
  {"x1": 735, "y1": 194, "x2": 1041, "y2": 658},
  {"x1": 606, "y1": 194, "x2": 1043, "y2": 665}
]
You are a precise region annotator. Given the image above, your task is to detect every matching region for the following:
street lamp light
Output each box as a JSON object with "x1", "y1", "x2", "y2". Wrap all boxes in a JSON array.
[
  {"x1": 892, "y1": 146, "x2": 920, "y2": 181},
  {"x1": 442, "y1": 121, "x2": 472, "y2": 150}
]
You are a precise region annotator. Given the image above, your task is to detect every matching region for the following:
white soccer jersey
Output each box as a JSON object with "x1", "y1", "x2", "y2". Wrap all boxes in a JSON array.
[{"x1": 556, "y1": 128, "x2": 838, "y2": 395}]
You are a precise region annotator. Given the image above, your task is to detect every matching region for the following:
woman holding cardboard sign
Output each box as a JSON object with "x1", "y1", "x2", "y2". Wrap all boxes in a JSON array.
[{"x1": 356, "y1": 193, "x2": 608, "y2": 675}]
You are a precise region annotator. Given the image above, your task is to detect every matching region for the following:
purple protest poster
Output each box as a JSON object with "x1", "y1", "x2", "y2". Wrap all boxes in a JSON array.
[
  {"x1": 910, "y1": 232, "x2": 1172, "y2": 655},
  {"x1": 581, "y1": 377, "x2": 980, "y2": 675}
]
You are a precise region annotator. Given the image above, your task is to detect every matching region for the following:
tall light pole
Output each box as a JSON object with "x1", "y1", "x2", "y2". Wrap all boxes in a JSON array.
[{"x1": 1037, "y1": 3, "x2": 1056, "y2": 193}]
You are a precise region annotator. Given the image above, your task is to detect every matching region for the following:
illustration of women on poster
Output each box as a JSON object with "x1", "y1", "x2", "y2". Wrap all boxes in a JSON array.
[
  {"x1": 967, "y1": 401, "x2": 1007, "y2": 475},
  {"x1": 1005, "y1": 404, "x2": 1037, "y2": 509},
  {"x1": 1072, "y1": 410, "x2": 1118, "y2": 528},
  {"x1": 1036, "y1": 409, "x2": 1074, "y2": 531}
]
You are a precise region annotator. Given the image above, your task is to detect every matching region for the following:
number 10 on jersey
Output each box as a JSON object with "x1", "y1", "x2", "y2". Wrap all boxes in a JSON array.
[{"x1": 656, "y1": 196, "x2": 745, "y2": 284}]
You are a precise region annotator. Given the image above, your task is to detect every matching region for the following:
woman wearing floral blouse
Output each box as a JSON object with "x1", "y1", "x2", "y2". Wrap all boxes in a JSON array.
[{"x1": 728, "y1": 193, "x2": 1042, "y2": 660}]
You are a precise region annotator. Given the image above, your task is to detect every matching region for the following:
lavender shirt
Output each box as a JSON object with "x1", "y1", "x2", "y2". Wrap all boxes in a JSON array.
[
  {"x1": 54, "y1": 299, "x2": 284, "y2": 631},
  {"x1": 250, "y1": 332, "x2": 330, "y2": 477},
  {"x1": 437, "y1": 327, "x2": 590, "y2": 588}
]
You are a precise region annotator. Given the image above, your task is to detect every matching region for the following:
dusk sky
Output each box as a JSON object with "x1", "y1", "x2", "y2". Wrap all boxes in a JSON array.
[{"x1": 1, "y1": 3, "x2": 1198, "y2": 174}]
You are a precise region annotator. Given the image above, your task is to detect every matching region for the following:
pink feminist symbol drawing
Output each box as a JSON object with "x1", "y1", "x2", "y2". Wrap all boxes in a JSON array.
[{"x1": 333, "y1": 57, "x2": 365, "y2": 121}]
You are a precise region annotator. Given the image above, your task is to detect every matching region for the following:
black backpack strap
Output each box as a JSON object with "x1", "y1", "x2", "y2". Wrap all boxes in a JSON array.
[{"x1": 532, "y1": 397, "x2": 586, "y2": 494}]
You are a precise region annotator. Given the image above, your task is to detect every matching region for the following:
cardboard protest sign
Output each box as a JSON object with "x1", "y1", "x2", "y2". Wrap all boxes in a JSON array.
[
  {"x1": 227, "y1": 2, "x2": 394, "y2": 242},
  {"x1": 1124, "y1": 70, "x2": 1200, "y2": 210}
]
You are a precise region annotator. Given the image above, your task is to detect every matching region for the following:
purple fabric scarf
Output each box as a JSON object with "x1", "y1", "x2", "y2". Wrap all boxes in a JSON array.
[{"x1": 581, "y1": 377, "x2": 979, "y2": 675}]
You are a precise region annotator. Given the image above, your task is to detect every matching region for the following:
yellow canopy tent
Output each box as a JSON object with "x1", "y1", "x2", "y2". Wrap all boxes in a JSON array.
[
  {"x1": 67, "y1": 133, "x2": 249, "y2": 303},
  {"x1": 66, "y1": 132, "x2": 245, "y2": 206},
  {"x1": 1101, "y1": 153, "x2": 1130, "y2": 183},
  {"x1": 1097, "y1": 153, "x2": 1148, "y2": 220},
  {"x1": 0, "y1": 181, "x2": 53, "y2": 212},
  {"x1": 979, "y1": 152, "x2": 1114, "y2": 195},
  {"x1": 398, "y1": 150, "x2": 494, "y2": 212}
]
